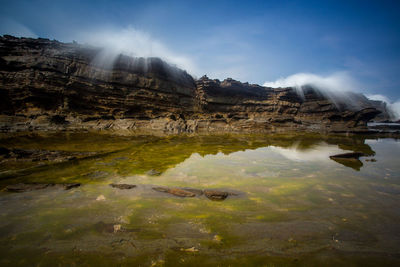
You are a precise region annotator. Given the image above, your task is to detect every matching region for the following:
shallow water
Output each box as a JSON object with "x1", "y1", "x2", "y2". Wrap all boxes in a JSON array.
[{"x1": 0, "y1": 133, "x2": 400, "y2": 266}]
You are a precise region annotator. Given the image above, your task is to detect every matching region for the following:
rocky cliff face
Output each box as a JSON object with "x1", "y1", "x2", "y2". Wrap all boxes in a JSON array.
[{"x1": 0, "y1": 35, "x2": 382, "y2": 134}]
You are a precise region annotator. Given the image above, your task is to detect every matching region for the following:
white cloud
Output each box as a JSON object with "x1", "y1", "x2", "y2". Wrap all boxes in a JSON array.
[
  {"x1": 76, "y1": 26, "x2": 197, "y2": 75},
  {"x1": 263, "y1": 72, "x2": 361, "y2": 108},
  {"x1": 263, "y1": 72, "x2": 400, "y2": 119},
  {"x1": 366, "y1": 94, "x2": 390, "y2": 103},
  {"x1": 391, "y1": 102, "x2": 400, "y2": 119},
  {"x1": 263, "y1": 72, "x2": 358, "y2": 92}
]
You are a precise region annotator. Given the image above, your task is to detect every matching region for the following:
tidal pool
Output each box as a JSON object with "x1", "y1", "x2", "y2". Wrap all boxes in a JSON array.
[{"x1": 0, "y1": 133, "x2": 399, "y2": 266}]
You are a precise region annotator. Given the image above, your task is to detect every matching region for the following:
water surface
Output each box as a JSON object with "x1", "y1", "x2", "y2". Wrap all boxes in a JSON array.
[{"x1": 0, "y1": 133, "x2": 399, "y2": 266}]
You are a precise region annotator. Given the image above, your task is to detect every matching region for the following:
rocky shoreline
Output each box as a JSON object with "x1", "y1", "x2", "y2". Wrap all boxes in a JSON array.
[{"x1": 0, "y1": 35, "x2": 395, "y2": 134}]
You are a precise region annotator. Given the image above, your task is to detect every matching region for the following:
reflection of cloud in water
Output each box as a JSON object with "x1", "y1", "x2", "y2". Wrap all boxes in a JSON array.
[
  {"x1": 366, "y1": 139, "x2": 400, "y2": 146},
  {"x1": 268, "y1": 142, "x2": 345, "y2": 162}
]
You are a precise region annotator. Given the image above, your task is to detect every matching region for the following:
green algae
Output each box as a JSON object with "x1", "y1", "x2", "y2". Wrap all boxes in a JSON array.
[{"x1": 0, "y1": 133, "x2": 400, "y2": 266}]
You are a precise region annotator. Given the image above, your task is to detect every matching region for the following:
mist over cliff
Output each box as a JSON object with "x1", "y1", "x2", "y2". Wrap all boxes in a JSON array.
[
  {"x1": 0, "y1": 35, "x2": 391, "y2": 134},
  {"x1": 264, "y1": 73, "x2": 399, "y2": 120}
]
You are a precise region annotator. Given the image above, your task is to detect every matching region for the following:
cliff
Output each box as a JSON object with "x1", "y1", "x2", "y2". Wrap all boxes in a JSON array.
[{"x1": 0, "y1": 35, "x2": 382, "y2": 134}]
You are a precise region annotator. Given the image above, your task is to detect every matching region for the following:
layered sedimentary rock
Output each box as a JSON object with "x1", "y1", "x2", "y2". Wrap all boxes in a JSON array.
[{"x1": 0, "y1": 35, "x2": 383, "y2": 133}]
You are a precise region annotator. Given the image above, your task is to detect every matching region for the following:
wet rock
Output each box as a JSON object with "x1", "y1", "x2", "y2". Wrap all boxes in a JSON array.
[
  {"x1": 110, "y1": 184, "x2": 136, "y2": 190},
  {"x1": 5, "y1": 183, "x2": 81, "y2": 192},
  {"x1": 61, "y1": 183, "x2": 81, "y2": 190},
  {"x1": 204, "y1": 190, "x2": 229, "y2": 201},
  {"x1": 152, "y1": 187, "x2": 195, "y2": 197},
  {"x1": 5, "y1": 183, "x2": 51, "y2": 192},
  {"x1": 182, "y1": 187, "x2": 203, "y2": 196},
  {"x1": 146, "y1": 169, "x2": 161, "y2": 176}
]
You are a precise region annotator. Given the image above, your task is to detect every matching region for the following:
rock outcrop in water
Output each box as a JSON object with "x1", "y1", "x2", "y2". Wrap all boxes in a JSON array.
[{"x1": 0, "y1": 35, "x2": 383, "y2": 134}]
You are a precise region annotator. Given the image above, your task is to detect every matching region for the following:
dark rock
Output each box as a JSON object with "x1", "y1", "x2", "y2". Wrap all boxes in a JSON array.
[
  {"x1": 204, "y1": 190, "x2": 229, "y2": 201},
  {"x1": 5, "y1": 182, "x2": 81, "y2": 192},
  {"x1": 152, "y1": 187, "x2": 196, "y2": 197},
  {"x1": 0, "y1": 147, "x2": 10, "y2": 156},
  {"x1": 5, "y1": 183, "x2": 51, "y2": 192},
  {"x1": 50, "y1": 115, "x2": 68, "y2": 125},
  {"x1": 110, "y1": 184, "x2": 136, "y2": 190},
  {"x1": 61, "y1": 183, "x2": 81, "y2": 190},
  {"x1": 329, "y1": 152, "x2": 366, "y2": 171},
  {"x1": 329, "y1": 152, "x2": 365, "y2": 160}
]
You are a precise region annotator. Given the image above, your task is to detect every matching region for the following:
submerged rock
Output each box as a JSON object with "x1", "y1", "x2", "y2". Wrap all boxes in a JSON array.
[
  {"x1": 204, "y1": 190, "x2": 229, "y2": 201},
  {"x1": 182, "y1": 188, "x2": 204, "y2": 196},
  {"x1": 152, "y1": 187, "x2": 196, "y2": 197},
  {"x1": 110, "y1": 184, "x2": 137, "y2": 190},
  {"x1": 152, "y1": 186, "x2": 239, "y2": 200},
  {"x1": 5, "y1": 183, "x2": 51, "y2": 192},
  {"x1": 60, "y1": 183, "x2": 81, "y2": 190},
  {"x1": 5, "y1": 182, "x2": 80, "y2": 192}
]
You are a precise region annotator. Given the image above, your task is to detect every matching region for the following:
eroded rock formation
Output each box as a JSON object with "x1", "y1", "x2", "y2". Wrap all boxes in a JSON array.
[{"x1": 0, "y1": 35, "x2": 383, "y2": 133}]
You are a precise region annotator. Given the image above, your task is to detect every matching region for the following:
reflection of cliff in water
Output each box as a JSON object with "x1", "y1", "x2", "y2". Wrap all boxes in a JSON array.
[{"x1": 0, "y1": 133, "x2": 376, "y2": 184}]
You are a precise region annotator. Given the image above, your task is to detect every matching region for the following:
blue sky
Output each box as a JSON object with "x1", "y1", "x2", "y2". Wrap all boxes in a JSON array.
[{"x1": 1, "y1": 0, "x2": 399, "y2": 101}]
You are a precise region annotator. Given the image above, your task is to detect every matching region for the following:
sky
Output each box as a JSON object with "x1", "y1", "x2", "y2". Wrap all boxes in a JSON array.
[{"x1": 0, "y1": 0, "x2": 400, "y2": 101}]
